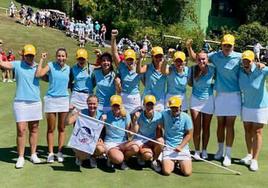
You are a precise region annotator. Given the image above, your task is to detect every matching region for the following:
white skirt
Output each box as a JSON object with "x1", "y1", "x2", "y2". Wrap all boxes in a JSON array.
[
  {"x1": 162, "y1": 147, "x2": 191, "y2": 161},
  {"x1": 214, "y1": 92, "x2": 241, "y2": 116},
  {"x1": 132, "y1": 138, "x2": 148, "y2": 147},
  {"x1": 166, "y1": 93, "x2": 188, "y2": 111},
  {"x1": 104, "y1": 141, "x2": 126, "y2": 151},
  {"x1": 190, "y1": 95, "x2": 214, "y2": 114},
  {"x1": 44, "y1": 96, "x2": 69, "y2": 113},
  {"x1": 242, "y1": 107, "x2": 268, "y2": 124},
  {"x1": 121, "y1": 92, "x2": 141, "y2": 114},
  {"x1": 70, "y1": 91, "x2": 89, "y2": 110},
  {"x1": 13, "y1": 100, "x2": 42, "y2": 122}
]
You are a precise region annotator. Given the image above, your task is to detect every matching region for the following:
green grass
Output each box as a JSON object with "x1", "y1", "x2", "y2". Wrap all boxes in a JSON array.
[{"x1": 1, "y1": 10, "x2": 268, "y2": 188}]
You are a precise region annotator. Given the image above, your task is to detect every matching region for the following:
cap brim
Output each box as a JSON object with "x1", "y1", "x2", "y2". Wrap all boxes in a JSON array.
[{"x1": 222, "y1": 41, "x2": 234, "y2": 45}]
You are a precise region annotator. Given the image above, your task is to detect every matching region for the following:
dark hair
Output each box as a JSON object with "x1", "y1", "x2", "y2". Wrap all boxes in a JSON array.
[
  {"x1": 100, "y1": 52, "x2": 112, "y2": 62},
  {"x1": 56, "y1": 47, "x2": 68, "y2": 57},
  {"x1": 87, "y1": 94, "x2": 99, "y2": 103}
]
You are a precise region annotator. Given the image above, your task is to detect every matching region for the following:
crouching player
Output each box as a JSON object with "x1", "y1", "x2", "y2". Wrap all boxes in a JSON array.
[
  {"x1": 161, "y1": 96, "x2": 193, "y2": 176},
  {"x1": 65, "y1": 95, "x2": 105, "y2": 167},
  {"x1": 104, "y1": 95, "x2": 131, "y2": 170},
  {"x1": 125, "y1": 95, "x2": 164, "y2": 172}
]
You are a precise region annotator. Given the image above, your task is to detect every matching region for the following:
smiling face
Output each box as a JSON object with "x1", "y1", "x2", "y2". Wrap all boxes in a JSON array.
[
  {"x1": 125, "y1": 58, "x2": 135, "y2": 69},
  {"x1": 153, "y1": 54, "x2": 164, "y2": 65},
  {"x1": 174, "y1": 58, "x2": 184, "y2": 71},
  {"x1": 87, "y1": 96, "x2": 98, "y2": 115},
  {"x1": 101, "y1": 56, "x2": 112, "y2": 72},
  {"x1": 77, "y1": 57, "x2": 86, "y2": 67},
  {"x1": 221, "y1": 44, "x2": 233, "y2": 56},
  {"x1": 242, "y1": 58, "x2": 253, "y2": 72},
  {"x1": 170, "y1": 106, "x2": 180, "y2": 117},
  {"x1": 112, "y1": 104, "x2": 121, "y2": 117},
  {"x1": 24, "y1": 54, "x2": 34, "y2": 64},
  {"x1": 56, "y1": 50, "x2": 67, "y2": 64},
  {"x1": 196, "y1": 52, "x2": 208, "y2": 69}
]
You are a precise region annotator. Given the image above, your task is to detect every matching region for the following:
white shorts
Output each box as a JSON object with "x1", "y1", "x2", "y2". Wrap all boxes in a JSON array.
[
  {"x1": 166, "y1": 93, "x2": 188, "y2": 111},
  {"x1": 242, "y1": 107, "x2": 268, "y2": 124},
  {"x1": 121, "y1": 92, "x2": 141, "y2": 114},
  {"x1": 214, "y1": 92, "x2": 241, "y2": 116},
  {"x1": 162, "y1": 147, "x2": 191, "y2": 161},
  {"x1": 190, "y1": 95, "x2": 214, "y2": 114},
  {"x1": 70, "y1": 91, "x2": 89, "y2": 110},
  {"x1": 13, "y1": 100, "x2": 42, "y2": 122},
  {"x1": 154, "y1": 98, "x2": 165, "y2": 112},
  {"x1": 44, "y1": 96, "x2": 69, "y2": 113},
  {"x1": 104, "y1": 141, "x2": 127, "y2": 151}
]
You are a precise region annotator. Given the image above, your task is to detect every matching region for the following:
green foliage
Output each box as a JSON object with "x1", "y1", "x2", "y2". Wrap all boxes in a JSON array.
[{"x1": 236, "y1": 22, "x2": 268, "y2": 50}]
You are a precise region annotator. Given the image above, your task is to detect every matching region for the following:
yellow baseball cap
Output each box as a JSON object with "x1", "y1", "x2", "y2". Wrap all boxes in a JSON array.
[
  {"x1": 76, "y1": 49, "x2": 88, "y2": 60},
  {"x1": 222, "y1": 34, "x2": 235, "y2": 46},
  {"x1": 152, "y1": 46, "x2": 164, "y2": 56},
  {"x1": 173, "y1": 51, "x2": 186, "y2": 62},
  {"x1": 168, "y1": 96, "x2": 182, "y2": 108},
  {"x1": 242, "y1": 50, "x2": 255, "y2": 61},
  {"x1": 110, "y1": 95, "x2": 122, "y2": 106},
  {"x1": 144, "y1": 95, "x2": 156, "y2": 105},
  {"x1": 124, "y1": 49, "x2": 136, "y2": 61},
  {"x1": 23, "y1": 44, "x2": 36, "y2": 56}
]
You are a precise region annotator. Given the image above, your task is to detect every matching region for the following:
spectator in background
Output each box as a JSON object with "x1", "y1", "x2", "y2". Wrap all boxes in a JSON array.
[
  {"x1": 253, "y1": 40, "x2": 263, "y2": 63},
  {"x1": 0, "y1": 48, "x2": 8, "y2": 82},
  {"x1": 95, "y1": 21, "x2": 100, "y2": 35},
  {"x1": 7, "y1": 50, "x2": 16, "y2": 82},
  {"x1": 100, "y1": 24, "x2": 107, "y2": 42}
]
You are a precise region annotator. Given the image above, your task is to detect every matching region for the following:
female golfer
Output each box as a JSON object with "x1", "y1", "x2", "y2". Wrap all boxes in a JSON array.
[
  {"x1": 65, "y1": 94, "x2": 105, "y2": 167},
  {"x1": 92, "y1": 52, "x2": 117, "y2": 113},
  {"x1": 137, "y1": 46, "x2": 166, "y2": 111},
  {"x1": 188, "y1": 51, "x2": 215, "y2": 160},
  {"x1": 187, "y1": 34, "x2": 241, "y2": 166},
  {"x1": 239, "y1": 50, "x2": 268, "y2": 171},
  {"x1": 0, "y1": 44, "x2": 42, "y2": 168},
  {"x1": 35, "y1": 48, "x2": 70, "y2": 163},
  {"x1": 125, "y1": 95, "x2": 164, "y2": 172},
  {"x1": 111, "y1": 29, "x2": 142, "y2": 113},
  {"x1": 162, "y1": 96, "x2": 193, "y2": 176},
  {"x1": 161, "y1": 51, "x2": 188, "y2": 112},
  {"x1": 69, "y1": 49, "x2": 94, "y2": 110},
  {"x1": 104, "y1": 95, "x2": 131, "y2": 170}
]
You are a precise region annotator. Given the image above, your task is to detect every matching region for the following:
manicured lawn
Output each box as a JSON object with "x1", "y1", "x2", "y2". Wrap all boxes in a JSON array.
[{"x1": 0, "y1": 5, "x2": 268, "y2": 188}]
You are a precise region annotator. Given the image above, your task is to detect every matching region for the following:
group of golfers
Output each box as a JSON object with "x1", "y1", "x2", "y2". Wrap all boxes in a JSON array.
[{"x1": 0, "y1": 30, "x2": 267, "y2": 176}]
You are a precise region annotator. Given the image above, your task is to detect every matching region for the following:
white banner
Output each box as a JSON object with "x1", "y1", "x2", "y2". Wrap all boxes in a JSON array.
[{"x1": 68, "y1": 114, "x2": 104, "y2": 154}]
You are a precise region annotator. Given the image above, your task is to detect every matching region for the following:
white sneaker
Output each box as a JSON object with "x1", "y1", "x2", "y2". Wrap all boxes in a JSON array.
[
  {"x1": 47, "y1": 153, "x2": 54, "y2": 163},
  {"x1": 137, "y1": 156, "x2": 145, "y2": 166},
  {"x1": 89, "y1": 157, "x2": 97, "y2": 168},
  {"x1": 57, "y1": 152, "x2": 64, "y2": 163},
  {"x1": 201, "y1": 150, "x2": 208, "y2": 159},
  {"x1": 223, "y1": 155, "x2": 232, "y2": 167},
  {"x1": 106, "y1": 158, "x2": 114, "y2": 168},
  {"x1": 3, "y1": 79, "x2": 7, "y2": 83},
  {"x1": 193, "y1": 151, "x2": 201, "y2": 160},
  {"x1": 214, "y1": 150, "x2": 223, "y2": 160},
  {"x1": 240, "y1": 154, "x2": 252, "y2": 165},
  {"x1": 15, "y1": 156, "x2": 25, "y2": 169},
  {"x1": 30, "y1": 153, "x2": 41, "y2": 164},
  {"x1": 120, "y1": 162, "x2": 129, "y2": 170},
  {"x1": 249, "y1": 159, "x2": 259, "y2": 171},
  {"x1": 151, "y1": 160, "x2": 161, "y2": 172},
  {"x1": 75, "y1": 158, "x2": 81, "y2": 166},
  {"x1": 7, "y1": 79, "x2": 13, "y2": 83}
]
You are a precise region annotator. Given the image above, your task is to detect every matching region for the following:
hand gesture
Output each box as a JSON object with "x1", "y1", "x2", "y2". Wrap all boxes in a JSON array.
[
  {"x1": 111, "y1": 29, "x2": 118, "y2": 38},
  {"x1": 139, "y1": 49, "x2": 146, "y2": 59},
  {"x1": 41, "y1": 52, "x2": 47, "y2": 60},
  {"x1": 185, "y1": 39, "x2": 193, "y2": 48},
  {"x1": 174, "y1": 146, "x2": 182, "y2": 153}
]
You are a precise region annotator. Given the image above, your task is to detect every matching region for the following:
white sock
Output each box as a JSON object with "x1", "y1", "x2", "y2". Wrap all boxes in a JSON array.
[{"x1": 225, "y1": 146, "x2": 232, "y2": 157}]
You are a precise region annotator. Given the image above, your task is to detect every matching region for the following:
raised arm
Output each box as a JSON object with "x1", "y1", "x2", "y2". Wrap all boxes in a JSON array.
[
  {"x1": 35, "y1": 52, "x2": 49, "y2": 77},
  {"x1": 115, "y1": 76, "x2": 122, "y2": 94},
  {"x1": 161, "y1": 58, "x2": 170, "y2": 75},
  {"x1": 111, "y1": 29, "x2": 120, "y2": 67},
  {"x1": 186, "y1": 39, "x2": 197, "y2": 60},
  {"x1": 136, "y1": 49, "x2": 147, "y2": 74}
]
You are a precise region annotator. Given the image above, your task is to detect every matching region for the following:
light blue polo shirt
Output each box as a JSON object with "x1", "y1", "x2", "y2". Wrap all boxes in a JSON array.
[
  {"x1": 118, "y1": 62, "x2": 141, "y2": 95},
  {"x1": 189, "y1": 64, "x2": 215, "y2": 100},
  {"x1": 143, "y1": 63, "x2": 166, "y2": 100},
  {"x1": 11, "y1": 60, "x2": 40, "y2": 102},
  {"x1": 104, "y1": 111, "x2": 131, "y2": 143},
  {"x1": 239, "y1": 64, "x2": 268, "y2": 108},
  {"x1": 167, "y1": 65, "x2": 189, "y2": 95},
  {"x1": 208, "y1": 51, "x2": 241, "y2": 92},
  {"x1": 92, "y1": 68, "x2": 116, "y2": 107},
  {"x1": 46, "y1": 62, "x2": 70, "y2": 97},
  {"x1": 71, "y1": 64, "x2": 93, "y2": 93},
  {"x1": 134, "y1": 111, "x2": 163, "y2": 139},
  {"x1": 162, "y1": 110, "x2": 193, "y2": 149}
]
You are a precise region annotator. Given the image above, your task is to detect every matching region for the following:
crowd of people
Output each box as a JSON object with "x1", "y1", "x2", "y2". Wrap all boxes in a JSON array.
[
  {"x1": 0, "y1": 30, "x2": 268, "y2": 176},
  {"x1": 0, "y1": 41, "x2": 16, "y2": 82}
]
